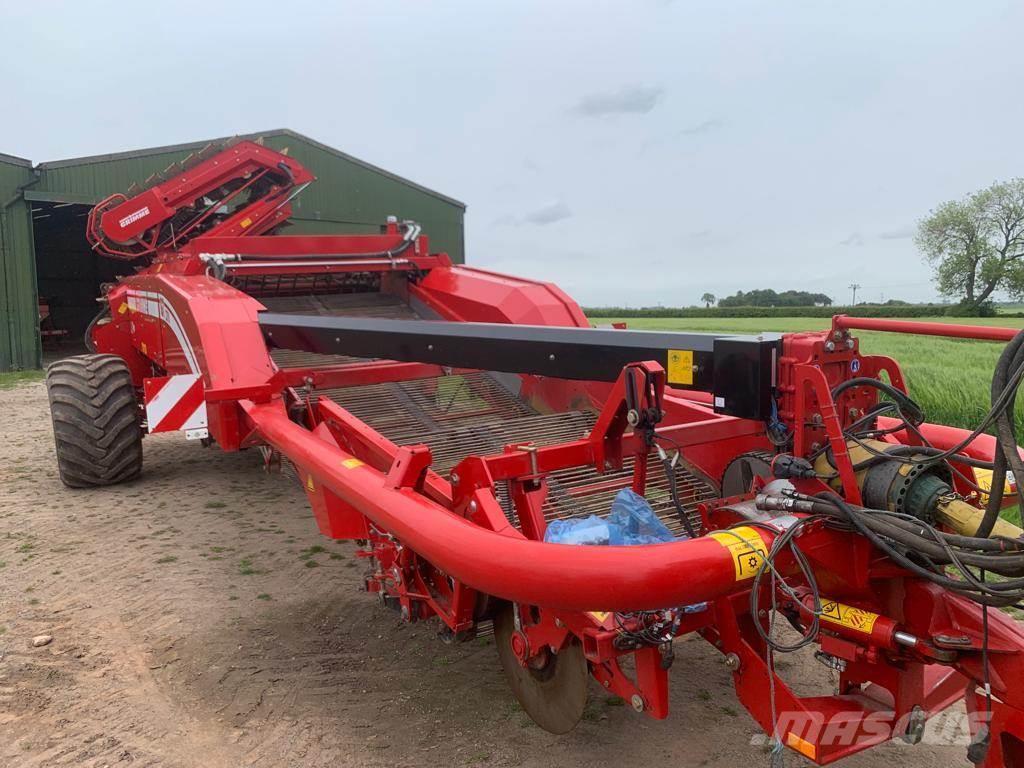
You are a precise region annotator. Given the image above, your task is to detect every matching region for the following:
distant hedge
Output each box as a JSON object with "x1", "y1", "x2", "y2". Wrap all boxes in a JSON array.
[{"x1": 583, "y1": 304, "x2": 983, "y2": 319}]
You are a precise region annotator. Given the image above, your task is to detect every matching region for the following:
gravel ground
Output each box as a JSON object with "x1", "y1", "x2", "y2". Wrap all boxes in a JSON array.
[{"x1": 0, "y1": 380, "x2": 969, "y2": 767}]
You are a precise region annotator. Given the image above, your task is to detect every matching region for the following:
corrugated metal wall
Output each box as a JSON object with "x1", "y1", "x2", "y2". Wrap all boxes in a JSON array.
[
  {"x1": 0, "y1": 155, "x2": 41, "y2": 370},
  {"x1": 0, "y1": 130, "x2": 465, "y2": 371}
]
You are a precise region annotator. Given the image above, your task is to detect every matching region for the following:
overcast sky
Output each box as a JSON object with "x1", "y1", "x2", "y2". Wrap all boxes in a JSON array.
[{"x1": 3, "y1": 1, "x2": 1023, "y2": 306}]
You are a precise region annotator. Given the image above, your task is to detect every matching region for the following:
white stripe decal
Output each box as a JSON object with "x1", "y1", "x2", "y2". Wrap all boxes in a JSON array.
[
  {"x1": 146, "y1": 374, "x2": 200, "y2": 426},
  {"x1": 126, "y1": 289, "x2": 200, "y2": 373},
  {"x1": 144, "y1": 374, "x2": 208, "y2": 434},
  {"x1": 180, "y1": 401, "x2": 207, "y2": 431}
]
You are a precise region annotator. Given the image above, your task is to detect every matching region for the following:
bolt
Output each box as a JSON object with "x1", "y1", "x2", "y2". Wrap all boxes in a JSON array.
[
  {"x1": 554, "y1": 618, "x2": 564, "y2": 628},
  {"x1": 335, "y1": 337, "x2": 340, "y2": 343},
  {"x1": 427, "y1": 344, "x2": 434, "y2": 351},
  {"x1": 824, "y1": 340, "x2": 836, "y2": 352},
  {"x1": 631, "y1": 694, "x2": 645, "y2": 712},
  {"x1": 467, "y1": 500, "x2": 478, "y2": 513},
  {"x1": 833, "y1": 330, "x2": 844, "y2": 341},
  {"x1": 450, "y1": 472, "x2": 459, "y2": 485},
  {"x1": 723, "y1": 653, "x2": 741, "y2": 671},
  {"x1": 902, "y1": 706, "x2": 927, "y2": 744},
  {"x1": 758, "y1": 609, "x2": 768, "y2": 618},
  {"x1": 603, "y1": 680, "x2": 610, "y2": 688},
  {"x1": 549, "y1": 354, "x2": 556, "y2": 361},
  {"x1": 845, "y1": 338, "x2": 855, "y2": 349}
]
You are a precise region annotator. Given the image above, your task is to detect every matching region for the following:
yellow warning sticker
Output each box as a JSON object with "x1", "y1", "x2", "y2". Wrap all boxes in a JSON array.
[
  {"x1": 974, "y1": 467, "x2": 1016, "y2": 504},
  {"x1": 239, "y1": 217, "x2": 253, "y2": 229},
  {"x1": 786, "y1": 732, "x2": 817, "y2": 760},
  {"x1": 709, "y1": 526, "x2": 768, "y2": 581},
  {"x1": 118, "y1": 302, "x2": 128, "y2": 315},
  {"x1": 819, "y1": 599, "x2": 880, "y2": 634},
  {"x1": 666, "y1": 349, "x2": 694, "y2": 386},
  {"x1": 341, "y1": 458, "x2": 365, "y2": 469},
  {"x1": 306, "y1": 475, "x2": 315, "y2": 491},
  {"x1": 140, "y1": 340, "x2": 148, "y2": 355},
  {"x1": 588, "y1": 611, "x2": 610, "y2": 624}
]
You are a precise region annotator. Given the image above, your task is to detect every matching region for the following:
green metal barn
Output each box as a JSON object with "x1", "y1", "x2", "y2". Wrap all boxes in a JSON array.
[{"x1": 0, "y1": 129, "x2": 466, "y2": 372}]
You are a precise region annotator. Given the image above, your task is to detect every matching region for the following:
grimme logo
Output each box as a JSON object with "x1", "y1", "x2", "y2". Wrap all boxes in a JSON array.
[{"x1": 118, "y1": 206, "x2": 151, "y2": 229}]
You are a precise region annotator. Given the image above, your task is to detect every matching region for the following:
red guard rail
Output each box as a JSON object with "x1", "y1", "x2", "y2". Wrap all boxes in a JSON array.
[
  {"x1": 833, "y1": 315, "x2": 1020, "y2": 342},
  {"x1": 241, "y1": 400, "x2": 771, "y2": 612}
]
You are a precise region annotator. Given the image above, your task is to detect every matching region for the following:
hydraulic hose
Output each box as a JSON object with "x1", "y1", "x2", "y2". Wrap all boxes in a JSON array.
[{"x1": 979, "y1": 328, "x2": 1024, "y2": 536}]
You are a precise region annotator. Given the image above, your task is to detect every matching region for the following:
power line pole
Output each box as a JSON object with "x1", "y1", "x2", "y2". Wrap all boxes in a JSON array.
[{"x1": 849, "y1": 283, "x2": 861, "y2": 306}]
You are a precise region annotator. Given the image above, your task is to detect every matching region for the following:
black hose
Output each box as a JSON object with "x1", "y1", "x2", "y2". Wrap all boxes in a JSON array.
[
  {"x1": 812, "y1": 493, "x2": 1024, "y2": 606},
  {"x1": 979, "y1": 329, "x2": 1024, "y2": 536},
  {"x1": 663, "y1": 456, "x2": 699, "y2": 539},
  {"x1": 83, "y1": 306, "x2": 108, "y2": 353},
  {"x1": 832, "y1": 377, "x2": 925, "y2": 425}
]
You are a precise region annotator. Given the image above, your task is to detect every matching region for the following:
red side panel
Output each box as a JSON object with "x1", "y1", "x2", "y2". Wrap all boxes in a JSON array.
[{"x1": 412, "y1": 265, "x2": 590, "y2": 327}]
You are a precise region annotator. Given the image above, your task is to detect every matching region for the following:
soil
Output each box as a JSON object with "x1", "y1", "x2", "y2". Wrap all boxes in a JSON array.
[{"x1": 0, "y1": 380, "x2": 969, "y2": 767}]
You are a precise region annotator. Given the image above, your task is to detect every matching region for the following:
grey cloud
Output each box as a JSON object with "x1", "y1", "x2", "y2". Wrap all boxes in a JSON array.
[
  {"x1": 523, "y1": 201, "x2": 572, "y2": 225},
  {"x1": 573, "y1": 85, "x2": 664, "y2": 117},
  {"x1": 840, "y1": 232, "x2": 865, "y2": 247},
  {"x1": 492, "y1": 201, "x2": 572, "y2": 227},
  {"x1": 679, "y1": 119, "x2": 723, "y2": 136}
]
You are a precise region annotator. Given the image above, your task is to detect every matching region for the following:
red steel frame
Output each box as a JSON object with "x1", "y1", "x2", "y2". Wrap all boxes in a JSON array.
[{"x1": 84, "y1": 142, "x2": 1024, "y2": 766}]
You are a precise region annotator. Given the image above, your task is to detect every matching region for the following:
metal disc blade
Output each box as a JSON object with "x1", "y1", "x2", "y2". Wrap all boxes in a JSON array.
[
  {"x1": 721, "y1": 452, "x2": 773, "y2": 497},
  {"x1": 494, "y1": 606, "x2": 589, "y2": 734}
]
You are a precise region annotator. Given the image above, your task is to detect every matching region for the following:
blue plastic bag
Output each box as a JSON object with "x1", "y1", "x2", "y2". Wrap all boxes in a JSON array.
[
  {"x1": 607, "y1": 489, "x2": 675, "y2": 545},
  {"x1": 544, "y1": 489, "x2": 675, "y2": 546},
  {"x1": 543, "y1": 489, "x2": 708, "y2": 614}
]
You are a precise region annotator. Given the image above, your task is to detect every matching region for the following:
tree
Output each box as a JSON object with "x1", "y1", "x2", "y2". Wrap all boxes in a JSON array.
[
  {"x1": 700, "y1": 292, "x2": 716, "y2": 308},
  {"x1": 917, "y1": 179, "x2": 1024, "y2": 309},
  {"x1": 717, "y1": 289, "x2": 833, "y2": 308}
]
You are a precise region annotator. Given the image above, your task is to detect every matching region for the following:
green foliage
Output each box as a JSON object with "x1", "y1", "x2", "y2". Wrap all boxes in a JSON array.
[
  {"x1": 585, "y1": 304, "x2": 955, "y2": 319},
  {"x1": 917, "y1": 179, "x2": 1024, "y2": 309},
  {"x1": 718, "y1": 288, "x2": 833, "y2": 308},
  {"x1": 945, "y1": 300, "x2": 997, "y2": 317}
]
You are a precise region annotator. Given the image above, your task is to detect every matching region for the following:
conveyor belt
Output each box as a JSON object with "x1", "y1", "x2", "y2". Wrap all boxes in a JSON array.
[
  {"x1": 264, "y1": 291, "x2": 418, "y2": 369},
  {"x1": 320, "y1": 373, "x2": 715, "y2": 535}
]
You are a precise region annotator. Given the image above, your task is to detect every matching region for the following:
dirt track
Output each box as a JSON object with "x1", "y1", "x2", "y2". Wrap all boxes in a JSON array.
[{"x1": 0, "y1": 380, "x2": 970, "y2": 767}]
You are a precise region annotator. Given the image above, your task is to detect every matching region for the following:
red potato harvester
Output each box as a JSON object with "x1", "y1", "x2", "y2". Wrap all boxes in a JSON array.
[{"x1": 44, "y1": 138, "x2": 1024, "y2": 766}]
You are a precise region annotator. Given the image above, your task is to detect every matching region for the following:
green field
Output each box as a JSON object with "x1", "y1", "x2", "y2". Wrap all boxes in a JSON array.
[{"x1": 593, "y1": 315, "x2": 1024, "y2": 433}]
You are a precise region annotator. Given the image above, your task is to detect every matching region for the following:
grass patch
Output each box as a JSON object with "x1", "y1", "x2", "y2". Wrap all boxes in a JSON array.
[
  {"x1": 238, "y1": 557, "x2": 257, "y2": 575},
  {"x1": 156, "y1": 555, "x2": 178, "y2": 564},
  {"x1": 256, "y1": 593, "x2": 272, "y2": 601},
  {"x1": 304, "y1": 560, "x2": 320, "y2": 568},
  {"x1": 0, "y1": 370, "x2": 44, "y2": 390},
  {"x1": 204, "y1": 500, "x2": 228, "y2": 510}
]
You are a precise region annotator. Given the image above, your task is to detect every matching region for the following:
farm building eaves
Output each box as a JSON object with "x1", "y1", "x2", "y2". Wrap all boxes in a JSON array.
[
  {"x1": 33, "y1": 128, "x2": 466, "y2": 210},
  {"x1": 0, "y1": 151, "x2": 32, "y2": 168}
]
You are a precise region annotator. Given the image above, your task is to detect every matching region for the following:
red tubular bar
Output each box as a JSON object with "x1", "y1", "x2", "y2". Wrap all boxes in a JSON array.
[
  {"x1": 241, "y1": 399, "x2": 766, "y2": 612},
  {"x1": 834, "y1": 314, "x2": 1020, "y2": 342}
]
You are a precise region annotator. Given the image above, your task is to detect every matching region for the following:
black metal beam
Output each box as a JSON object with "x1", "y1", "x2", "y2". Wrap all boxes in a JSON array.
[{"x1": 259, "y1": 313, "x2": 782, "y2": 419}]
